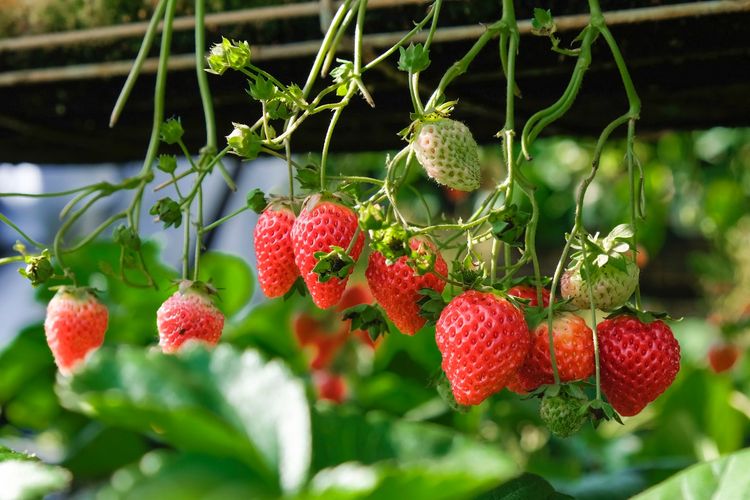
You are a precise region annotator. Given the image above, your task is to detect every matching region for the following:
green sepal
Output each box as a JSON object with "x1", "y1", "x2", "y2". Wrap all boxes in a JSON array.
[
  {"x1": 245, "y1": 189, "x2": 268, "y2": 214},
  {"x1": 149, "y1": 197, "x2": 182, "y2": 229},
  {"x1": 113, "y1": 224, "x2": 141, "y2": 252},
  {"x1": 488, "y1": 204, "x2": 530, "y2": 247},
  {"x1": 294, "y1": 162, "x2": 321, "y2": 192},
  {"x1": 159, "y1": 117, "x2": 184, "y2": 145},
  {"x1": 157, "y1": 154, "x2": 177, "y2": 174},
  {"x1": 604, "y1": 304, "x2": 680, "y2": 323},
  {"x1": 283, "y1": 276, "x2": 308, "y2": 301},
  {"x1": 226, "y1": 123, "x2": 262, "y2": 160},
  {"x1": 247, "y1": 75, "x2": 276, "y2": 101},
  {"x1": 341, "y1": 304, "x2": 390, "y2": 342},
  {"x1": 312, "y1": 246, "x2": 355, "y2": 283},
  {"x1": 417, "y1": 288, "x2": 448, "y2": 327},
  {"x1": 397, "y1": 43, "x2": 431, "y2": 73},
  {"x1": 18, "y1": 248, "x2": 54, "y2": 287}
]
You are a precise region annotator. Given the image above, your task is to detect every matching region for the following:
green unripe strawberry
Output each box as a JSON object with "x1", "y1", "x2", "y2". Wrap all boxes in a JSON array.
[
  {"x1": 561, "y1": 259, "x2": 638, "y2": 311},
  {"x1": 539, "y1": 392, "x2": 587, "y2": 438},
  {"x1": 562, "y1": 224, "x2": 639, "y2": 311},
  {"x1": 412, "y1": 118, "x2": 481, "y2": 192}
]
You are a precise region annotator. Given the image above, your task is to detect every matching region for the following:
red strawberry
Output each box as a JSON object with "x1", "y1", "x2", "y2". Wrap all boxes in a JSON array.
[
  {"x1": 436, "y1": 291, "x2": 530, "y2": 405},
  {"x1": 508, "y1": 285, "x2": 550, "y2": 308},
  {"x1": 365, "y1": 239, "x2": 447, "y2": 335},
  {"x1": 291, "y1": 199, "x2": 365, "y2": 309},
  {"x1": 157, "y1": 282, "x2": 225, "y2": 353},
  {"x1": 44, "y1": 287, "x2": 108, "y2": 375},
  {"x1": 598, "y1": 315, "x2": 680, "y2": 416},
  {"x1": 313, "y1": 370, "x2": 347, "y2": 403},
  {"x1": 708, "y1": 344, "x2": 741, "y2": 374},
  {"x1": 507, "y1": 312, "x2": 594, "y2": 394},
  {"x1": 254, "y1": 206, "x2": 299, "y2": 298}
]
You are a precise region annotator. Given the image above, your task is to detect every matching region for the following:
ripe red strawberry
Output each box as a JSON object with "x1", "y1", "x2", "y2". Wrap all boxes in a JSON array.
[
  {"x1": 507, "y1": 285, "x2": 550, "y2": 308},
  {"x1": 254, "y1": 206, "x2": 299, "y2": 298},
  {"x1": 412, "y1": 118, "x2": 481, "y2": 192},
  {"x1": 313, "y1": 370, "x2": 347, "y2": 403},
  {"x1": 291, "y1": 199, "x2": 365, "y2": 309},
  {"x1": 44, "y1": 287, "x2": 108, "y2": 375},
  {"x1": 708, "y1": 344, "x2": 741, "y2": 374},
  {"x1": 157, "y1": 282, "x2": 225, "y2": 353},
  {"x1": 507, "y1": 312, "x2": 594, "y2": 394},
  {"x1": 365, "y1": 239, "x2": 447, "y2": 335},
  {"x1": 598, "y1": 315, "x2": 680, "y2": 416},
  {"x1": 436, "y1": 291, "x2": 530, "y2": 405}
]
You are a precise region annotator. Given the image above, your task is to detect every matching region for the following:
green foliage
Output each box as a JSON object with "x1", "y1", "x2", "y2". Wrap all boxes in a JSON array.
[
  {"x1": 634, "y1": 448, "x2": 750, "y2": 500},
  {"x1": 0, "y1": 446, "x2": 71, "y2": 499},
  {"x1": 397, "y1": 43, "x2": 431, "y2": 73}
]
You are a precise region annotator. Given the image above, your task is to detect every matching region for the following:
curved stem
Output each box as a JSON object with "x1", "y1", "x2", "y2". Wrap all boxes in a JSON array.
[
  {"x1": 195, "y1": 0, "x2": 217, "y2": 150},
  {"x1": 138, "y1": 0, "x2": 177, "y2": 178},
  {"x1": 580, "y1": 231, "x2": 602, "y2": 401},
  {"x1": 66, "y1": 212, "x2": 127, "y2": 253},
  {"x1": 110, "y1": 0, "x2": 167, "y2": 127},
  {"x1": 0, "y1": 213, "x2": 45, "y2": 249},
  {"x1": 320, "y1": 84, "x2": 356, "y2": 191}
]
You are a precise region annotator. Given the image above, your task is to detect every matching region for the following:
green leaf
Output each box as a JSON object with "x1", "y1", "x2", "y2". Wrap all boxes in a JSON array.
[
  {"x1": 308, "y1": 409, "x2": 517, "y2": 499},
  {"x1": 94, "y1": 451, "x2": 274, "y2": 499},
  {"x1": 633, "y1": 448, "x2": 750, "y2": 500},
  {"x1": 159, "y1": 117, "x2": 184, "y2": 144},
  {"x1": 479, "y1": 473, "x2": 572, "y2": 499},
  {"x1": 149, "y1": 197, "x2": 182, "y2": 229},
  {"x1": 0, "y1": 447, "x2": 71, "y2": 500},
  {"x1": 397, "y1": 43, "x2": 431, "y2": 73},
  {"x1": 57, "y1": 345, "x2": 311, "y2": 494},
  {"x1": 197, "y1": 252, "x2": 254, "y2": 318}
]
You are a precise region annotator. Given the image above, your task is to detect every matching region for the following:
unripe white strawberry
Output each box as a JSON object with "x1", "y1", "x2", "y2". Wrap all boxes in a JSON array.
[{"x1": 412, "y1": 118, "x2": 481, "y2": 192}]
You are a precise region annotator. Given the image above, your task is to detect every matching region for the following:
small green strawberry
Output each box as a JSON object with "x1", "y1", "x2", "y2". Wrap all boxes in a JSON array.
[
  {"x1": 561, "y1": 225, "x2": 639, "y2": 311},
  {"x1": 539, "y1": 391, "x2": 587, "y2": 438},
  {"x1": 412, "y1": 118, "x2": 481, "y2": 192}
]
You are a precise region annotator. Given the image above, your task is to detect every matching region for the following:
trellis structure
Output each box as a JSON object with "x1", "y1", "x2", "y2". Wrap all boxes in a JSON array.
[{"x1": 1, "y1": 0, "x2": 749, "y2": 163}]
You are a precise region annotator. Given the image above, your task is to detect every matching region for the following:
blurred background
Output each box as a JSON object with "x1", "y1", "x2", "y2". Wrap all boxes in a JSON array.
[{"x1": 1, "y1": 1, "x2": 750, "y2": 498}]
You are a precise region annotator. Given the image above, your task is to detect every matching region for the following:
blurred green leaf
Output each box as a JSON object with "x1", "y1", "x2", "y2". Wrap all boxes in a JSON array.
[
  {"x1": 94, "y1": 451, "x2": 274, "y2": 500},
  {"x1": 309, "y1": 408, "x2": 517, "y2": 499},
  {"x1": 479, "y1": 473, "x2": 572, "y2": 499},
  {"x1": 197, "y1": 252, "x2": 254, "y2": 318},
  {"x1": 634, "y1": 448, "x2": 750, "y2": 499},
  {"x1": 57, "y1": 344, "x2": 310, "y2": 494},
  {"x1": 0, "y1": 447, "x2": 71, "y2": 500}
]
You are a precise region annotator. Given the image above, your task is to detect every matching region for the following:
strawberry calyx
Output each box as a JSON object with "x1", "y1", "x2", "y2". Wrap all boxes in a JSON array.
[
  {"x1": 568, "y1": 224, "x2": 634, "y2": 274},
  {"x1": 417, "y1": 288, "x2": 448, "y2": 327},
  {"x1": 604, "y1": 304, "x2": 679, "y2": 323},
  {"x1": 341, "y1": 303, "x2": 390, "y2": 342},
  {"x1": 176, "y1": 280, "x2": 220, "y2": 301},
  {"x1": 48, "y1": 285, "x2": 101, "y2": 301}
]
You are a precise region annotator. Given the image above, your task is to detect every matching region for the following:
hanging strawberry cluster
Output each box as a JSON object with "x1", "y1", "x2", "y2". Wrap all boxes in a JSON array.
[{"x1": 0, "y1": 0, "x2": 683, "y2": 438}]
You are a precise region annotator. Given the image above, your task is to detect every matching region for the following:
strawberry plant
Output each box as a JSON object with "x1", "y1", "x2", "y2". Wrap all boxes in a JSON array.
[{"x1": 6, "y1": 0, "x2": 750, "y2": 497}]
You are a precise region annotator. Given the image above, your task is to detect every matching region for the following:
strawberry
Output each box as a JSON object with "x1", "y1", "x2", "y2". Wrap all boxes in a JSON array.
[
  {"x1": 365, "y1": 239, "x2": 447, "y2": 335},
  {"x1": 254, "y1": 205, "x2": 299, "y2": 298},
  {"x1": 412, "y1": 118, "x2": 481, "y2": 192},
  {"x1": 507, "y1": 285, "x2": 550, "y2": 308},
  {"x1": 313, "y1": 370, "x2": 347, "y2": 403},
  {"x1": 598, "y1": 315, "x2": 681, "y2": 416},
  {"x1": 507, "y1": 312, "x2": 594, "y2": 394},
  {"x1": 562, "y1": 225, "x2": 639, "y2": 311},
  {"x1": 44, "y1": 287, "x2": 108, "y2": 375},
  {"x1": 157, "y1": 282, "x2": 225, "y2": 353},
  {"x1": 436, "y1": 290, "x2": 530, "y2": 405},
  {"x1": 291, "y1": 198, "x2": 365, "y2": 309},
  {"x1": 708, "y1": 343, "x2": 741, "y2": 374},
  {"x1": 539, "y1": 392, "x2": 587, "y2": 438}
]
